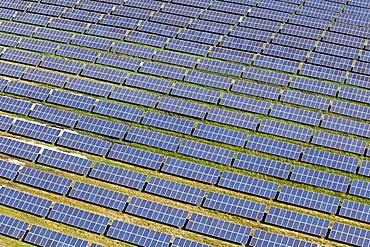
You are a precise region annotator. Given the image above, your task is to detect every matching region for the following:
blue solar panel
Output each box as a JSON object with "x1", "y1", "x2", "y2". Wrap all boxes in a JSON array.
[
  {"x1": 172, "y1": 237, "x2": 212, "y2": 247},
  {"x1": 321, "y1": 114, "x2": 370, "y2": 138},
  {"x1": 184, "y1": 70, "x2": 232, "y2": 90},
  {"x1": 76, "y1": 0, "x2": 114, "y2": 13},
  {"x1": 47, "y1": 90, "x2": 96, "y2": 111},
  {"x1": 349, "y1": 179, "x2": 370, "y2": 199},
  {"x1": 0, "y1": 8, "x2": 16, "y2": 20},
  {"x1": 72, "y1": 34, "x2": 114, "y2": 51},
  {"x1": 0, "y1": 159, "x2": 20, "y2": 180},
  {"x1": 109, "y1": 88, "x2": 159, "y2": 108},
  {"x1": 37, "y1": 148, "x2": 92, "y2": 175},
  {"x1": 323, "y1": 31, "x2": 366, "y2": 48},
  {"x1": 297, "y1": 5, "x2": 336, "y2": 21},
  {"x1": 289, "y1": 76, "x2": 339, "y2": 96},
  {"x1": 111, "y1": 42, "x2": 155, "y2": 59},
  {"x1": 242, "y1": 67, "x2": 290, "y2": 86},
  {"x1": 96, "y1": 53, "x2": 141, "y2": 71},
  {"x1": 0, "y1": 96, "x2": 33, "y2": 116},
  {"x1": 125, "y1": 74, "x2": 174, "y2": 94},
  {"x1": 178, "y1": 139, "x2": 235, "y2": 165},
  {"x1": 240, "y1": 16, "x2": 281, "y2": 32},
  {"x1": 269, "y1": 104, "x2": 322, "y2": 126},
  {"x1": 165, "y1": 39, "x2": 210, "y2": 56},
  {"x1": 178, "y1": 29, "x2": 221, "y2": 45},
  {"x1": 56, "y1": 45, "x2": 99, "y2": 63},
  {"x1": 263, "y1": 44, "x2": 308, "y2": 62},
  {"x1": 233, "y1": 153, "x2": 292, "y2": 179},
  {"x1": 5, "y1": 81, "x2": 51, "y2": 101},
  {"x1": 126, "y1": 197, "x2": 189, "y2": 227},
  {"x1": 89, "y1": 162, "x2": 148, "y2": 190},
  {"x1": 9, "y1": 119, "x2": 61, "y2": 144},
  {"x1": 48, "y1": 203, "x2": 109, "y2": 234},
  {"x1": 250, "y1": 229, "x2": 319, "y2": 247},
  {"x1": 29, "y1": 104, "x2": 80, "y2": 127},
  {"x1": 218, "y1": 171, "x2": 279, "y2": 199},
  {"x1": 33, "y1": 28, "x2": 74, "y2": 43},
  {"x1": 330, "y1": 21, "x2": 370, "y2": 38},
  {"x1": 346, "y1": 73, "x2": 370, "y2": 90},
  {"x1": 48, "y1": 18, "x2": 89, "y2": 33},
  {"x1": 206, "y1": 107, "x2": 259, "y2": 130},
  {"x1": 339, "y1": 200, "x2": 370, "y2": 224},
  {"x1": 17, "y1": 38, "x2": 58, "y2": 54},
  {"x1": 0, "y1": 22, "x2": 37, "y2": 37},
  {"x1": 62, "y1": 8, "x2": 102, "y2": 23},
  {"x1": 230, "y1": 26, "x2": 274, "y2": 42},
  {"x1": 40, "y1": 56, "x2": 84, "y2": 75},
  {"x1": 248, "y1": 7, "x2": 290, "y2": 22},
  {"x1": 208, "y1": 47, "x2": 254, "y2": 64},
  {"x1": 161, "y1": 157, "x2": 220, "y2": 184},
  {"x1": 1, "y1": 48, "x2": 43, "y2": 66},
  {"x1": 138, "y1": 21, "x2": 180, "y2": 38},
  {"x1": 186, "y1": 213, "x2": 252, "y2": 244},
  {"x1": 302, "y1": 147, "x2": 358, "y2": 173},
  {"x1": 203, "y1": 191, "x2": 267, "y2": 221},
  {"x1": 0, "y1": 61, "x2": 27, "y2": 78},
  {"x1": 220, "y1": 93, "x2": 271, "y2": 115},
  {"x1": 86, "y1": 24, "x2": 126, "y2": 40},
  {"x1": 81, "y1": 64, "x2": 128, "y2": 84},
  {"x1": 291, "y1": 166, "x2": 350, "y2": 192},
  {"x1": 197, "y1": 58, "x2": 245, "y2": 76},
  {"x1": 0, "y1": 186, "x2": 52, "y2": 217},
  {"x1": 22, "y1": 68, "x2": 68, "y2": 87},
  {"x1": 246, "y1": 135, "x2": 303, "y2": 160},
  {"x1": 210, "y1": 1, "x2": 251, "y2": 14},
  {"x1": 0, "y1": 78, "x2": 8, "y2": 92},
  {"x1": 25, "y1": 225, "x2": 88, "y2": 247},
  {"x1": 171, "y1": 83, "x2": 221, "y2": 104},
  {"x1": 69, "y1": 181, "x2": 129, "y2": 211},
  {"x1": 312, "y1": 131, "x2": 367, "y2": 155},
  {"x1": 0, "y1": 214, "x2": 29, "y2": 240},
  {"x1": 289, "y1": 14, "x2": 330, "y2": 30},
  {"x1": 76, "y1": 115, "x2": 128, "y2": 139},
  {"x1": 273, "y1": 33, "x2": 317, "y2": 50},
  {"x1": 41, "y1": 0, "x2": 77, "y2": 8},
  {"x1": 113, "y1": 5, "x2": 152, "y2": 20},
  {"x1": 266, "y1": 206, "x2": 330, "y2": 236},
  {"x1": 278, "y1": 185, "x2": 340, "y2": 214},
  {"x1": 28, "y1": 3, "x2": 65, "y2": 17},
  {"x1": 330, "y1": 100, "x2": 370, "y2": 121},
  {"x1": 145, "y1": 176, "x2": 206, "y2": 205},
  {"x1": 189, "y1": 19, "x2": 231, "y2": 35},
  {"x1": 106, "y1": 220, "x2": 172, "y2": 247},
  {"x1": 359, "y1": 160, "x2": 370, "y2": 177},
  {"x1": 157, "y1": 97, "x2": 208, "y2": 119},
  {"x1": 125, "y1": 31, "x2": 168, "y2": 48},
  {"x1": 16, "y1": 167, "x2": 73, "y2": 195},
  {"x1": 125, "y1": 127, "x2": 181, "y2": 152},
  {"x1": 140, "y1": 62, "x2": 186, "y2": 80},
  {"x1": 280, "y1": 90, "x2": 331, "y2": 111},
  {"x1": 0, "y1": 33, "x2": 21, "y2": 47},
  {"x1": 108, "y1": 144, "x2": 165, "y2": 170},
  {"x1": 92, "y1": 100, "x2": 144, "y2": 122},
  {"x1": 14, "y1": 12, "x2": 52, "y2": 27},
  {"x1": 315, "y1": 41, "x2": 360, "y2": 59},
  {"x1": 329, "y1": 222, "x2": 370, "y2": 247},
  {"x1": 100, "y1": 14, "x2": 140, "y2": 30},
  {"x1": 0, "y1": 136, "x2": 41, "y2": 161},
  {"x1": 308, "y1": 52, "x2": 353, "y2": 71},
  {"x1": 65, "y1": 77, "x2": 112, "y2": 97},
  {"x1": 153, "y1": 50, "x2": 198, "y2": 68}
]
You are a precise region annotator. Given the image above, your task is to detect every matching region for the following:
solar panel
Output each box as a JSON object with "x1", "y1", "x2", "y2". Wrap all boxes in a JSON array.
[
  {"x1": 184, "y1": 70, "x2": 232, "y2": 90},
  {"x1": 280, "y1": 90, "x2": 331, "y2": 111},
  {"x1": 76, "y1": 0, "x2": 114, "y2": 14},
  {"x1": 112, "y1": 5, "x2": 151, "y2": 20},
  {"x1": 71, "y1": 34, "x2": 114, "y2": 51},
  {"x1": 178, "y1": 139, "x2": 235, "y2": 165},
  {"x1": 199, "y1": 9, "x2": 240, "y2": 25},
  {"x1": 171, "y1": 83, "x2": 221, "y2": 104},
  {"x1": 0, "y1": 78, "x2": 8, "y2": 92},
  {"x1": 37, "y1": 148, "x2": 92, "y2": 175},
  {"x1": 25, "y1": 225, "x2": 88, "y2": 247},
  {"x1": 349, "y1": 179, "x2": 370, "y2": 199},
  {"x1": 145, "y1": 176, "x2": 206, "y2": 205},
  {"x1": 48, "y1": 18, "x2": 89, "y2": 33},
  {"x1": 99, "y1": 14, "x2": 140, "y2": 30},
  {"x1": 106, "y1": 219, "x2": 172, "y2": 247},
  {"x1": 321, "y1": 114, "x2": 370, "y2": 138},
  {"x1": 0, "y1": 21, "x2": 37, "y2": 37},
  {"x1": 172, "y1": 237, "x2": 212, "y2": 247},
  {"x1": 48, "y1": 203, "x2": 109, "y2": 234},
  {"x1": 125, "y1": 0, "x2": 163, "y2": 10},
  {"x1": 56, "y1": 45, "x2": 99, "y2": 63},
  {"x1": 0, "y1": 136, "x2": 41, "y2": 161},
  {"x1": 242, "y1": 67, "x2": 290, "y2": 86},
  {"x1": 0, "y1": 214, "x2": 29, "y2": 240},
  {"x1": 9, "y1": 119, "x2": 61, "y2": 144},
  {"x1": 289, "y1": 76, "x2": 339, "y2": 96},
  {"x1": 0, "y1": 159, "x2": 21, "y2": 180},
  {"x1": 162, "y1": 157, "x2": 220, "y2": 184},
  {"x1": 336, "y1": 13, "x2": 370, "y2": 28},
  {"x1": 291, "y1": 166, "x2": 350, "y2": 192},
  {"x1": 27, "y1": 3, "x2": 65, "y2": 17},
  {"x1": 29, "y1": 104, "x2": 80, "y2": 127},
  {"x1": 249, "y1": 7, "x2": 290, "y2": 22},
  {"x1": 330, "y1": 100, "x2": 370, "y2": 121},
  {"x1": 93, "y1": 100, "x2": 144, "y2": 122},
  {"x1": 0, "y1": 33, "x2": 21, "y2": 47},
  {"x1": 16, "y1": 167, "x2": 73, "y2": 195},
  {"x1": 306, "y1": 0, "x2": 344, "y2": 12},
  {"x1": 232, "y1": 80, "x2": 281, "y2": 100},
  {"x1": 0, "y1": 96, "x2": 33, "y2": 116},
  {"x1": 151, "y1": 11, "x2": 191, "y2": 27},
  {"x1": 13, "y1": 12, "x2": 52, "y2": 27},
  {"x1": 5, "y1": 80, "x2": 51, "y2": 101},
  {"x1": 111, "y1": 42, "x2": 155, "y2": 59},
  {"x1": 218, "y1": 171, "x2": 279, "y2": 199},
  {"x1": 47, "y1": 90, "x2": 96, "y2": 111},
  {"x1": 308, "y1": 52, "x2": 353, "y2": 71},
  {"x1": 230, "y1": 26, "x2": 273, "y2": 42},
  {"x1": 353, "y1": 61, "x2": 370, "y2": 76},
  {"x1": 89, "y1": 162, "x2": 148, "y2": 190},
  {"x1": 125, "y1": 127, "x2": 181, "y2": 152},
  {"x1": 198, "y1": 58, "x2": 244, "y2": 76},
  {"x1": 328, "y1": 222, "x2": 370, "y2": 247},
  {"x1": 278, "y1": 185, "x2": 340, "y2": 214},
  {"x1": 211, "y1": 0, "x2": 251, "y2": 14},
  {"x1": 76, "y1": 115, "x2": 128, "y2": 139},
  {"x1": 206, "y1": 107, "x2": 259, "y2": 130},
  {"x1": 346, "y1": 73, "x2": 370, "y2": 90},
  {"x1": 41, "y1": 0, "x2": 77, "y2": 7},
  {"x1": 86, "y1": 24, "x2": 126, "y2": 40},
  {"x1": 165, "y1": 39, "x2": 210, "y2": 56},
  {"x1": 177, "y1": 29, "x2": 221, "y2": 45},
  {"x1": 220, "y1": 93, "x2": 271, "y2": 115},
  {"x1": 96, "y1": 53, "x2": 141, "y2": 71},
  {"x1": 315, "y1": 41, "x2": 360, "y2": 60},
  {"x1": 189, "y1": 19, "x2": 231, "y2": 35},
  {"x1": 359, "y1": 160, "x2": 370, "y2": 177},
  {"x1": 172, "y1": 0, "x2": 212, "y2": 8},
  {"x1": 126, "y1": 197, "x2": 189, "y2": 227},
  {"x1": 289, "y1": 14, "x2": 330, "y2": 30},
  {"x1": 1, "y1": 49, "x2": 43, "y2": 66},
  {"x1": 22, "y1": 68, "x2": 68, "y2": 87},
  {"x1": 240, "y1": 16, "x2": 281, "y2": 32},
  {"x1": 57, "y1": 131, "x2": 111, "y2": 156},
  {"x1": 186, "y1": 213, "x2": 252, "y2": 244},
  {"x1": 265, "y1": 206, "x2": 330, "y2": 236},
  {"x1": 91, "y1": 244, "x2": 105, "y2": 247},
  {"x1": 246, "y1": 135, "x2": 303, "y2": 160},
  {"x1": 203, "y1": 191, "x2": 267, "y2": 221},
  {"x1": 68, "y1": 181, "x2": 129, "y2": 211},
  {"x1": 323, "y1": 31, "x2": 366, "y2": 49},
  {"x1": 339, "y1": 199, "x2": 370, "y2": 224},
  {"x1": 33, "y1": 28, "x2": 74, "y2": 43},
  {"x1": 0, "y1": 186, "x2": 52, "y2": 216},
  {"x1": 312, "y1": 130, "x2": 367, "y2": 155},
  {"x1": 263, "y1": 44, "x2": 308, "y2": 61},
  {"x1": 153, "y1": 50, "x2": 198, "y2": 68},
  {"x1": 40, "y1": 56, "x2": 84, "y2": 75},
  {"x1": 219, "y1": 36, "x2": 264, "y2": 53},
  {"x1": 302, "y1": 147, "x2": 358, "y2": 173},
  {"x1": 62, "y1": 8, "x2": 102, "y2": 23},
  {"x1": 140, "y1": 62, "x2": 186, "y2": 80},
  {"x1": 0, "y1": 8, "x2": 16, "y2": 20},
  {"x1": 250, "y1": 229, "x2": 319, "y2": 247},
  {"x1": 17, "y1": 38, "x2": 58, "y2": 54},
  {"x1": 233, "y1": 153, "x2": 292, "y2": 179},
  {"x1": 108, "y1": 144, "x2": 165, "y2": 170},
  {"x1": 109, "y1": 87, "x2": 160, "y2": 108},
  {"x1": 65, "y1": 77, "x2": 112, "y2": 97},
  {"x1": 208, "y1": 47, "x2": 254, "y2": 64},
  {"x1": 124, "y1": 31, "x2": 168, "y2": 48},
  {"x1": 157, "y1": 97, "x2": 208, "y2": 119},
  {"x1": 297, "y1": 6, "x2": 336, "y2": 21},
  {"x1": 272, "y1": 33, "x2": 317, "y2": 50},
  {"x1": 125, "y1": 74, "x2": 173, "y2": 94},
  {"x1": 81, "y1": 64, "x2": 128, "y2": 84}
]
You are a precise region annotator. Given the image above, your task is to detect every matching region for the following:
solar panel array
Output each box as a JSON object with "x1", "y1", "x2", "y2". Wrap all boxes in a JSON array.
[{"x1": 2, "y1": 0, "x2": 370, "y2": 246}]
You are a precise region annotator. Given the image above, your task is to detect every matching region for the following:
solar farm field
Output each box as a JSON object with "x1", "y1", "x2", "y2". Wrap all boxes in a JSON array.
[{"x1": 0, "y1": 0, "x2": 370, "y2": 246}]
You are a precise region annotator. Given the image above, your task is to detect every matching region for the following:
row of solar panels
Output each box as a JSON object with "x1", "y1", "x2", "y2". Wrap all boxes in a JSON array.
[
  {"x1": 1, "y1": 182, "x2": 369, "y2": 246},
  {"x1": 1, "y1": 78, "x2": 369, "y2": 172}
]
